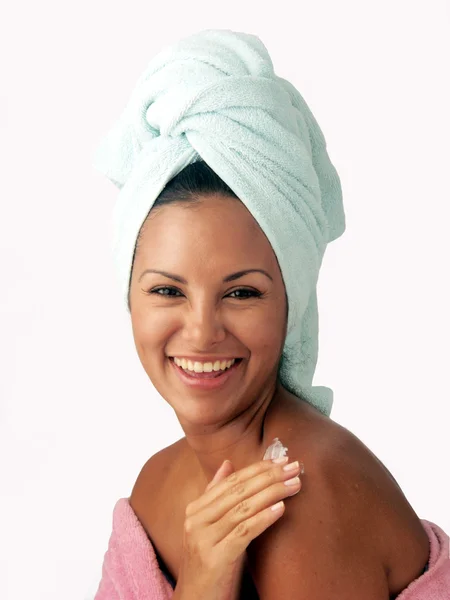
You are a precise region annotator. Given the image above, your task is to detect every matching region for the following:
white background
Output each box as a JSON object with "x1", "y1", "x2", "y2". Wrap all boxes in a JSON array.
[{"x1": 1, "y1": 1, "x2": 449, "y2": 599}]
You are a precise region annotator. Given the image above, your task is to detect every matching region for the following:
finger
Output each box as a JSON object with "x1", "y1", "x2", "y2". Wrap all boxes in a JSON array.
[
  {"x1": 187, "y1": 457, "x2": 289, "y2": 516},
  {"x1": 205, "y1": 460, "x2": 234, "y2": 492}
]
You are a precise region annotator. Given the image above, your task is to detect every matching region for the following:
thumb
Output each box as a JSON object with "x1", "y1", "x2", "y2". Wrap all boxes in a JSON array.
[{"x1": 205, "y1": 459, "x2": 234, "y2": 491}]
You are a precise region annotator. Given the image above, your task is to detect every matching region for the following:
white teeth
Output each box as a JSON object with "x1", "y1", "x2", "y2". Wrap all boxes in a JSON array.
[{"x1": 173, "y1": 357, "x2": 237, "y2": 373}]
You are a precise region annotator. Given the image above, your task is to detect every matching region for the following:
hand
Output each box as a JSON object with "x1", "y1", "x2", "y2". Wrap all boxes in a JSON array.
[{"x1": 175, "y1": 456, "x2": 302, "y2": 600}]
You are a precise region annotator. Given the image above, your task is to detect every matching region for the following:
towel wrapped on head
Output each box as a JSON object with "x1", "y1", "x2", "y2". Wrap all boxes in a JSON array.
[{"x1": 92, "y1": 28, "x2": 346, "y2": 417}]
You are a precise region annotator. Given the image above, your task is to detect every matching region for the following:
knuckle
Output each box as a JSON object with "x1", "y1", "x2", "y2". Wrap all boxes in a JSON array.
[
  {"x1": 232, "y1": 499, "x2": 251, "y2": 517},
  {"x1": 185, "y1": 501, "x2": 195, "y2": 518},
  {"x1": 184, "y1": 517, "x2": 195, "y2": 535},
  {"x1": 234, "y1": 520, "x2": 250, "y2": 538},
  {"x1": 229, "y1": 482, "x2": 246, "y2": 496},
  {"x1": 264, "y1": 468, "x2": 277, "y2": 484}
]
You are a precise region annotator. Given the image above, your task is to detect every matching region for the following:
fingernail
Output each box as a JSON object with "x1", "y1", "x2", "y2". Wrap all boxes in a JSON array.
[
  {"x1": 283, "y1": 460, "x2": 299, "y2": 472},
  {"x1": 284, "y1": 476, "x2": 300, "y2": 486}
]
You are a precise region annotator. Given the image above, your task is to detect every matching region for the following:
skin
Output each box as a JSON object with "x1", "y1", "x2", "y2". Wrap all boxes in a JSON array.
[{"x1": 128, "y1": 192, "x2": 293, "y2": 484}]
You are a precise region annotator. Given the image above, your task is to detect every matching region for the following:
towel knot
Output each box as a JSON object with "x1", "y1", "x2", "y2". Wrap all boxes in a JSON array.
[{"x1": 132, "y1": 72, "x2": 304, "y2": 175}]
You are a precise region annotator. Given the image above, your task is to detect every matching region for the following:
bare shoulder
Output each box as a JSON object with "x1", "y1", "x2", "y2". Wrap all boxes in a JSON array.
[
  {"x1": 284, "y1": 412, "x2": 429, "y2": 597},
  {"x1": 129, "y1": 437, "x2": 187, "y2": 516},
  {"x1": 264, "y1": 394, "x2": 428, "y2": 596},
  {"x1": 128, "y1": 437, "x2": 199, "y2": 579},
  {"x1": 323, "y1": 423, "x2": 429, "y2": 595},
  {"x1": 250, "y1": 405, "x2": 393, "y2": 597}
]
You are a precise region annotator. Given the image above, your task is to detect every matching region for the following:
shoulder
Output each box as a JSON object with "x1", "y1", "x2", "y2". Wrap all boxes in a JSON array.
[
  {"x1": 323, "y1": 424, "x2": 430, "y2": 595},
  {"x1": 249, "y1": 420, "x2": 392, "y2": 597},
  {"x1": 256, "y1": 410, "x2": 428, "y2": 598},
  {"x1": 291, "y1": 414, "x2": 429, "y2": 558},
  {"x1": 129, "y1": 437, "x2": 186, "y2": 515},
  {"x1": 299, "y1": 417, "x2": 397, "y2": 553}
]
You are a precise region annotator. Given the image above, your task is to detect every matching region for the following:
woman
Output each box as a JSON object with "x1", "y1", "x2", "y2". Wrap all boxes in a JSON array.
[{"x1": 92, "y1": 30, "x2": 449, "y2": 600}]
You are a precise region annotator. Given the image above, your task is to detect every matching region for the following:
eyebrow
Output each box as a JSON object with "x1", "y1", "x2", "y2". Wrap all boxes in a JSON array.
[{"x1": 138, "y1": 268, "x2": 273, "y2": 284}]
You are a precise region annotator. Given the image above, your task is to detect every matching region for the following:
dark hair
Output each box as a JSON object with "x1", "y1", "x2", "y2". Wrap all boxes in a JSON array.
[{"x1": 128, "y1": 160, "x2": 240, "y2": 311}]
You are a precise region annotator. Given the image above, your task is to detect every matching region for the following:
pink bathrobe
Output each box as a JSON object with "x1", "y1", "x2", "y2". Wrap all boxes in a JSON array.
[{"x1": 93, "y1": 498, "x2": 450, "y2": 599}]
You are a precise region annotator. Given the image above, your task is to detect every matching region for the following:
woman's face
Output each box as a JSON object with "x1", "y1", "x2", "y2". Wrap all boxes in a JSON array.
[{"x1": 129, "y1": 194, "x2": 288, "y2": 426}]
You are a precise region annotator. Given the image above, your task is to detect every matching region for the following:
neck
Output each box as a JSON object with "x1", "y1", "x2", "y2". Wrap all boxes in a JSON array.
[{"x1": 180, "y1": 379, "x2": 286, "y2": 486}]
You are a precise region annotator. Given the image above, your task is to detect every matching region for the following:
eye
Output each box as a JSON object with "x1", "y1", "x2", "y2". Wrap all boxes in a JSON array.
[
  {"x1": 149, "y1": 286, "x2": 182, "y2": 297},
  {"x1": 227, "y1": 288, "x2": 262, "y2": 299},
  {"x1": 147, "y1": 286, "x2": 263, "y2": 299}
]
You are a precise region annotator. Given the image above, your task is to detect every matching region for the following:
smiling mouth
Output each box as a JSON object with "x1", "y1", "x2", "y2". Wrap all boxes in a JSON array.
[{"x1": 169, "y1": 357, "x2": 243, "y2": 379}]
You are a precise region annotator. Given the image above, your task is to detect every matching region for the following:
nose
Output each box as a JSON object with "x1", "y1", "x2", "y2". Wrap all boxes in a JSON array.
[{"x1": 180, "y1": 300, "x2": 227, "y2": 348}]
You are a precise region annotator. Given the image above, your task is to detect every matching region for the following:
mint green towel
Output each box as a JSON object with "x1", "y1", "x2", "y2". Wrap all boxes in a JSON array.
[{"x1": 92, "y1": 29, "x2": 345, "y2": 417}]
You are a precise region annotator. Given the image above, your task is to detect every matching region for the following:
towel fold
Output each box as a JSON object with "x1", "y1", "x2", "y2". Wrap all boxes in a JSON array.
[
  {"x1": 396, "y1": 519, "x2": 450, "y2": 599},
  {"x1": 93, "y1": 498, "x2": 172, "y2": 600},
  {"x1": 92, "y1": 497, "x2": 450, "y2": 599}
]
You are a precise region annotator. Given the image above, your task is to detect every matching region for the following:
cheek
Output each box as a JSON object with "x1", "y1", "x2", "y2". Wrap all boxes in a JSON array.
[
  {"x1": 132, "y1": 311, "x2": 176, "y2": 345},
  {"x1": 233, "y1": 310, "x2": 285, "y2": 353}
]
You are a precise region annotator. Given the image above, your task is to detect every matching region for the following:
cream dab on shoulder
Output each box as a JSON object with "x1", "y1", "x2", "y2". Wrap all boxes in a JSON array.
[
  {"x1": 263, "y1": 437, "x2": 288, "y2": 460},
  {"x1": 263, "y1": 436, "x2": 305, "y2": 473}
]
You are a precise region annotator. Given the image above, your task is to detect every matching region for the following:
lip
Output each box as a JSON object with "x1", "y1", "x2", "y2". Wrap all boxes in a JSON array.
[{"x1": 169, "y1": 357, "x2": 243, "y2": 390}]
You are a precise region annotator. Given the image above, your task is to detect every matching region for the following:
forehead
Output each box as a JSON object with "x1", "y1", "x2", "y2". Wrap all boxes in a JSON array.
[{"x1": 140, "y1": 195, "x2": 276, "y2": 264}]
